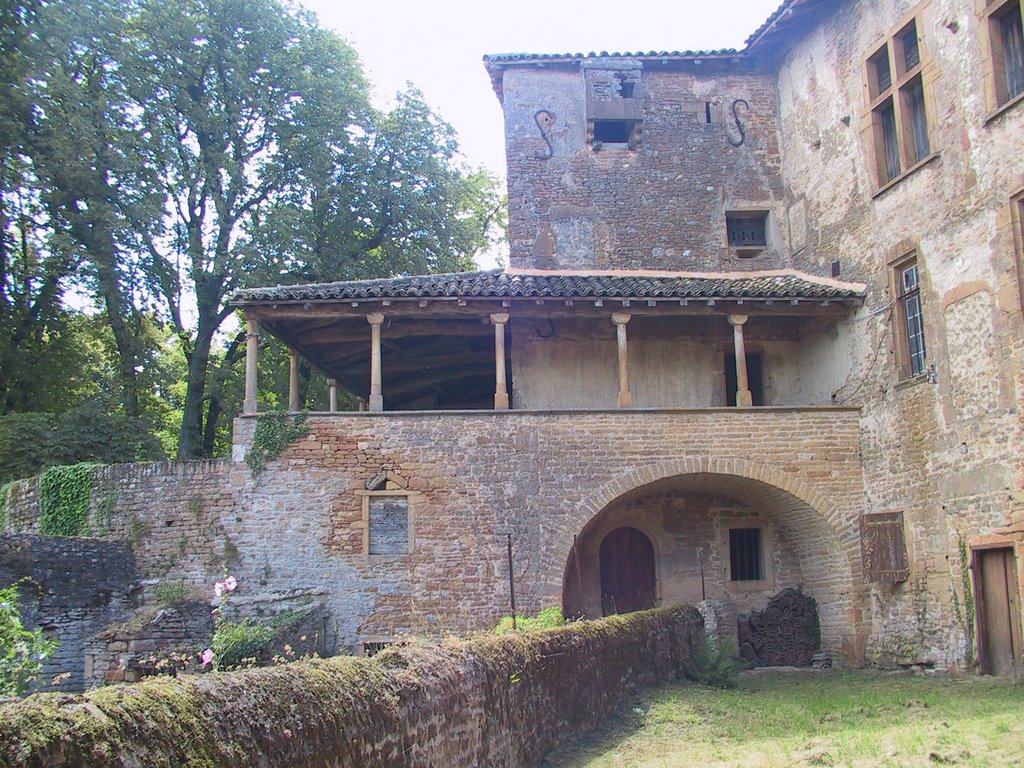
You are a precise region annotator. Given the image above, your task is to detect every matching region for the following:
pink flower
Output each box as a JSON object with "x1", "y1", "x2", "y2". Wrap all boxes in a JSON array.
[
  {"x1": 224, "y1": 576, "x2": 237, "y2": 592},
  {"x1": 214, "y1": 581, "x2": 224, "y2": 597},
  {"x1": 200, "y1": 648, "x2": 214, "y2": 667}
]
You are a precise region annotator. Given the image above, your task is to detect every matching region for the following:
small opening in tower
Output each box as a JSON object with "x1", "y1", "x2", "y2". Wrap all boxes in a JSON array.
[
  {"x1": 593, "y1": 120, "x2": 633, "y2": 143},
  {"x1": 619, "y1": 81, "x2": 635, "y2": 98},
  {"x1": 705, "y1": 102, "x2": 713, "y2": 123}
]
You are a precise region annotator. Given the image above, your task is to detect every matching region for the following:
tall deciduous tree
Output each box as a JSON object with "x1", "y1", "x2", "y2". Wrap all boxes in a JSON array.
[{"x1": 9, "y1": 0, "x2": 504, "y2": 459}]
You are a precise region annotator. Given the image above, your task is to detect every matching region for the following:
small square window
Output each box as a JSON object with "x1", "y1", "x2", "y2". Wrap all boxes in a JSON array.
[
  {"x1": 726, "y1": 212, "x2": 768, "y2": 248},
  {"x1": 729, "y1": 528, "x2": 764, "y2": 581},
  {"x1": 593, "y1": 120, "x2": 635, "y2": 144}
]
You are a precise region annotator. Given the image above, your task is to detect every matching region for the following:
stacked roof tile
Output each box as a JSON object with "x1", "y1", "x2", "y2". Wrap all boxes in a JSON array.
[{"x1": 231, "y1": 269, "x2": 865, "y2": 304}]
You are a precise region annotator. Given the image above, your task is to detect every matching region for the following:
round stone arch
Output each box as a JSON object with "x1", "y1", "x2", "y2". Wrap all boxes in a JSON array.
[{"x1": 558, "y1": 456, "x2": 868, "y2": 659}]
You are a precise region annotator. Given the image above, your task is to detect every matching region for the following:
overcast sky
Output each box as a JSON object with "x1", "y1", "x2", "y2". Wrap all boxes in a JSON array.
[{"x1": 299, "y1": 0, "x2": 784, "y2": 178}]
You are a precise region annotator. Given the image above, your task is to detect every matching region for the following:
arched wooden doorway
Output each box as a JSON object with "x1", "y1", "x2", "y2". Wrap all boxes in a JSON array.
[{"x1": 599, "y1": 527, "x2": 656, "y2": 615}]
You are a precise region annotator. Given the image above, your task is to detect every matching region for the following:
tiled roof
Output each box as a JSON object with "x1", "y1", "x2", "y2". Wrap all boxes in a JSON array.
[
  {"x1": 745, "y1": 0, "x2": 798, "y2": 47},
  {"x1": 483, "y1": 49, "x2": 742, "y2": 65},
  {"x1": 231, "y1": 269, "x2": 865, "y2": 304}
]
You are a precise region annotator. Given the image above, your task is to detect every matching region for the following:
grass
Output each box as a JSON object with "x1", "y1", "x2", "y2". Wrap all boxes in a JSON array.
[{"x1": 542, "y1": 670, "x2": 1024, "y2": 767}]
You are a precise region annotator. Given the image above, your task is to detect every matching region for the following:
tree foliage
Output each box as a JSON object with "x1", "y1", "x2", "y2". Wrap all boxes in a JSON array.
[{"x1": 0, "y1": 0, "x2": 503, "y2": 472}]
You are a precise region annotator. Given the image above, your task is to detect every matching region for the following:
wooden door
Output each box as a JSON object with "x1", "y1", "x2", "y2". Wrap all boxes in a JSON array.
[
  {"x1": 599, "y1": 527, "x2": 656, "y2": 616},
  {"x1": 976, "y1": 547, "x2": 1023, "y2": 677}
]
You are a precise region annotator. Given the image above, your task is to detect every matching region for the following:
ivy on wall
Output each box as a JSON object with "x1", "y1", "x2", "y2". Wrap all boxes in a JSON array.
[
  {"x1": 246, "y1": 412, "x2": 309, "y2": 477},
  {"x1": 38, "y1": 463, "x2": 104, "y2": 537},
  {"x1": 0, "y1": 482, "x2": 11, "y2": 530}
]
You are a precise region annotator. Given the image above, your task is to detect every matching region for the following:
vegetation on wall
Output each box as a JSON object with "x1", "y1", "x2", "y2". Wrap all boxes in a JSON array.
[
  {"x1": 0, "y1": 580, "x2": 57, "y2": 699},
  {"x1": 493, "y1": 606, "x2": 565, "y2": 634},
  {"x1": 951, "y1": 534, "x2": 976, "y2": 668},
  {"x1": 37, "y1": 463, "x2": 102, "y2": 537},
  {"x1": 246, "y1": 412, "x2": 309, "y2": 477},
  {"x1": 0, "y1": 606, "x2": 702, "y2": 766}
]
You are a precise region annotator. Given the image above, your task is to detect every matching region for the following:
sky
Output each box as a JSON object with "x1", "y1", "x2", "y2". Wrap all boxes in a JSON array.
[{"x1": 300, "y1": 0, "x2": 784, "y2": 178}]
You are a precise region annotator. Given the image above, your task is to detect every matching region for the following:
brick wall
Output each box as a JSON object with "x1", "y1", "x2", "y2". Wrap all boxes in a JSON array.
[
  {"x1": 501, "y1": 63, "x2": 786, "y2": 270},
  {"x1": 0, "y1": 606, "x2": 703, "y2": 768},
  {"x1": 2, "y1": 408, "x2": 866, "y2": 667}
]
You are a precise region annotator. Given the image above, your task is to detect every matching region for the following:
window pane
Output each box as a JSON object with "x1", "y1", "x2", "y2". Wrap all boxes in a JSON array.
[
  {"x1": 902, "y1": 25, "x2": 921, "y2": 70},
  {"x1": 729, "y1": 528, "x2": 763, "y2": 581},
  {"x1": 880, "y1": 101, "x2": 901, "y2": 181},
  {"x1": 872, "y1": 48, "x2": 892, "y2": 94},
  {"x1": 905, "y1": 79, "x2": 930, "y2": 162},
  {"x1": 900, "y1": 264, "x2": 926, "y2": 377},
  {"x1": 1002, "y1": 5, "x2": 1024, "y2": 100}
]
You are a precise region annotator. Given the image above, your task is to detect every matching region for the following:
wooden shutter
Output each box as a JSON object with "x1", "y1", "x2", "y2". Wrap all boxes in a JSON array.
[
  {"x1": 368, "y1": 496, "x2": 409, "y2": 555},
  {"x1": 861, "y1": 512, "x2": 909, "y2": 583}
]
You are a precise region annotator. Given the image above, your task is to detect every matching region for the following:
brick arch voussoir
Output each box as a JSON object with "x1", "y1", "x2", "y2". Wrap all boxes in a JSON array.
[{"x1": 571, "y1": 457, "x2": 861, "y2": 583}]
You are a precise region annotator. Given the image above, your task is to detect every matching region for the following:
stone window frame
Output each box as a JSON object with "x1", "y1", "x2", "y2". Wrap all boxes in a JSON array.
[
  {"x1": 720, "y1": 518, "x2": 775, "y2": 592},
  {"x1": 358, "y1": 490, "x2": 418, "y2": 559},
  {"x1": 1011, "y1": 188, "x2": 1024, "y2": 311},
  {"x1": 861, "y1": 10, "x2": 938, "y2": 191},
  {"x1": 889, "y1": 251, "x2": 929, "y2": 381},
  {"x1": 980, "y1": 0, "x2": 1024, "y2": 119}
]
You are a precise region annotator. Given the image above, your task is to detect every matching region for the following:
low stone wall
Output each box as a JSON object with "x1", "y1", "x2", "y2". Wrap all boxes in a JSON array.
[{"x1": 0, "y1": 605, "x2": 702, "y2": 768}]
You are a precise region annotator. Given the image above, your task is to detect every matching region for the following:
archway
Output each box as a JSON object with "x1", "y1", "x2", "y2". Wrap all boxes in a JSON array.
[
  {"x1": 599, "y1": 527, "x2": 656, "y2": 615},
  {"x1": 560, "y1": 464, "x2": 866, "y2": 659}
]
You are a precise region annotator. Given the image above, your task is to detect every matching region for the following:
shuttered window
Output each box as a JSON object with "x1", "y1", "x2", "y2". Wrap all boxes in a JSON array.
[
  {"x1": 861, "y1": 512, "x2": 909, "y2": 583},
  {"x1": 368, "y1": 495, "x2": 410, "y2": 555}
]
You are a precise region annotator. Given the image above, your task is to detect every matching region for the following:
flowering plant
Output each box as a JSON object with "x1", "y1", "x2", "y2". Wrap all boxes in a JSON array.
[{"x1": 200, "y1": 574, "x2": 237, "y2": 669}]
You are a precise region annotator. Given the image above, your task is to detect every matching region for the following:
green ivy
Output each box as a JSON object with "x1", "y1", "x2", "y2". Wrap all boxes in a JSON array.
[
  {"x1": 38, "y1": 463, "x2": 103, "y2": 537},
  {"x1": 0, "y1": 482, "x2": 12, "y2": 531},
  {"x1": 246, "y1": 411, "x2": 309, "y2": 477},
  {"x1": 957, "y1": 535, "x2": 975, "y2": 668}
]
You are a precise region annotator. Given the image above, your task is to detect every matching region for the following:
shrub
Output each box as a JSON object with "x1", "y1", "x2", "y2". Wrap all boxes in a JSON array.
[
  {"x1": 493, "y1": 606, "x2": 565, "y2": 634},
  {"x1": 211, "y1": 619, "x2": 277, "y2": 670},
  {"x1": 691, "y1": 634, "x2": 742, "y2": 688},
  {"x1": 152, "y1": 581, "x2": 193, "y2": 607},
  {"x1": 0, "y1": 581, "x2": 57, "y2": 699}
]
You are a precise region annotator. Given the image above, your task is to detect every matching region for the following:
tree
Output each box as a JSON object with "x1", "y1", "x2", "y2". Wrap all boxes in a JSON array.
[{"x1": 10, "y1": 0, "x2": 504, "y2": 459}]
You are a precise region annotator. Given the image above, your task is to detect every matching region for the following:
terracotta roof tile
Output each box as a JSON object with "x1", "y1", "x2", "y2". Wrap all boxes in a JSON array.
[{"x1": 231, "y1": 269, "x2": 866, "y2": 305}]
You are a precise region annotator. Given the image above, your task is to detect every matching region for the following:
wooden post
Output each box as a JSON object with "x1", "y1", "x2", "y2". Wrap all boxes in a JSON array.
[
  {"x1": 490, "y1": 312, "x2": 510, "y2": 410},
  {"x1": 328, "y1": 378, "x2": 338, "y2": 412},
  {"x1": 611, "y1": 312, "x2": 632, "y2": 407},
  {"x1": 728, "y1": 314, "x2": 753, "y2": 407},
  {"x1": 367, "y1": 312, "x2": 384, "y2": 412},
  {"x1": 243, "y1": 316, "x2": 259, "y2": 415},
  {"x1": 288, "y1": 349, "x2": 301, "y2": 411}
]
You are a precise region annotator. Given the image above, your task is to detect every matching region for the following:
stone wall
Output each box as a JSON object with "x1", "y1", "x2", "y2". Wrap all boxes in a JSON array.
[
  {"x1": 774, "y1": 0, "x2": 1024, "y2": 667},
  {"x1": 2, "y1": 408, "x2": 865, "y2": 664},
  {"x1": 0, "y1": 534, "x2": 138, "y2": 692},
  {"x1": 0, "y1": 606, "x2": 703, "y2": 768}
]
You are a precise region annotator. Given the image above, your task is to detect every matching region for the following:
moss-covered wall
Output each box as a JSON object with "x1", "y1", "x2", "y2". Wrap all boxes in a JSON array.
[{"x1": 0, "y1": 605, "x2": 702, "y2": 768}]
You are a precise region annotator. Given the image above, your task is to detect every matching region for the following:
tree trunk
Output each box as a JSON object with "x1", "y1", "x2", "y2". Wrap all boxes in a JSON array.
[{"x1": 177, "y1": 322, "x2": 215, "y2": 459}]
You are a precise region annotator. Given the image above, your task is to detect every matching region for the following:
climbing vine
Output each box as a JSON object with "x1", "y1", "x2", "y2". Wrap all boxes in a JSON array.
[
  {"x1": 246, "y1": 411, "x2": 309, "y2": 477},
  {"x1": 951, "y1": 534, "x2": 975, "y2": 668},
  {"x1": 38, "y1": 463, "x2": 103, "y2": 537},
  {"x1": 0, "y1": 482, "x2": 12, "y2": 531}
]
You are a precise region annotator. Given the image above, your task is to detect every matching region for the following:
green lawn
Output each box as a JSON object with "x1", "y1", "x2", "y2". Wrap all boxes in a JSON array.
[{"x1": 542, "y1": 671, "x2": 1024, "y2": 767}]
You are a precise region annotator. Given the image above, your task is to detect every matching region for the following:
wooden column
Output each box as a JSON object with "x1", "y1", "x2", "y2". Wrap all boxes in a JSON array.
[
  {"x1": 328, "y1": 378, "x2": 338, "y2": 412},
  {"x1": 288, "y1": 349, "x2": 301, "y2": 411},
  {"x1": 611, "y1": 312, "x2": 632, "y2": 407},
  {"x1": 367, "y1": 312, "x2": 384, "y2": 412},
  {"x1": 243, "y1": 316, "x2": 259, "y2": 415},
  {"x1": 490, "y1": 312, "x2": 510, "y2": 410},
  {"x1": 728, "y1": 314, "x2": 753, "y2": 407}
]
